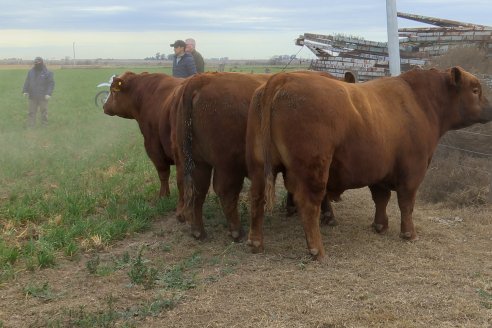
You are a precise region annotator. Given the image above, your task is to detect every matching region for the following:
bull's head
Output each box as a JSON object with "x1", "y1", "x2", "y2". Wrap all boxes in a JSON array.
[
  {"x1": 103, "y1": 73, "x2": 136, "y2": 119},
  {"x1": 448, "y1": 66, "x2": 492, "y2": 129}
]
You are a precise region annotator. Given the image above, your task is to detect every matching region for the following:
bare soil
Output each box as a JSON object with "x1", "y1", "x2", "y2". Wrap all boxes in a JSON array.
[{"x1": 1, "y1": 188, "x2": 491, "y2": 327}]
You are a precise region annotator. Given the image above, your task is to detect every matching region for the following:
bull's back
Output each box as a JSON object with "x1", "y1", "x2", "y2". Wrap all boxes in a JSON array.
[{"x1": 267, "y1": 73, "x2": 434, "y2": 190}]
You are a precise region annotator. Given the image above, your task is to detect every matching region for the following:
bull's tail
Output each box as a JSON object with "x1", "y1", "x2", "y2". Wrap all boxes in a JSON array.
[
  {"x1": 179, "y1": 75, "x2": 205, "y2": 208},
  {"x1": 259, "y1": 82, "x2": 278, "y2": 212}
]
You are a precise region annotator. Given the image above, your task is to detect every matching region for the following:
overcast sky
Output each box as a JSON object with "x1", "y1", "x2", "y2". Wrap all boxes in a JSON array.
[{"x1": 0, "y1": 0, "x2": 490, "y2": 60}]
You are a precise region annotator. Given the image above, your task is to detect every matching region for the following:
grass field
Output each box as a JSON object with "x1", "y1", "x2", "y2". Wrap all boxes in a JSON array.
[{"x1": 0, "y1": 66, "x2": 491, "y2": 327}]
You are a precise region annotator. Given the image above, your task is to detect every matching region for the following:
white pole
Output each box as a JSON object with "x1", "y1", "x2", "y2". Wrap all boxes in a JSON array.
[{"x1": 386, "y1": 0, "x2": 401, "y2": 76}]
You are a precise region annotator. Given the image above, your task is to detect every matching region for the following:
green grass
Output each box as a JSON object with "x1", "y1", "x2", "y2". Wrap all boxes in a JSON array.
[
  {"x1": 0, "y1": 67, "x2": 177, "y2": 279},
  {"x1": 24, "y1": 281, "x2": 57, "y2": 302}
]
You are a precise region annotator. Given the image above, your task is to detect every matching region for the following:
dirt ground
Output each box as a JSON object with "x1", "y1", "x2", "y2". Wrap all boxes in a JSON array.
[{"x1": 0, "y1": 188, "x2": 491, "y2": 327}]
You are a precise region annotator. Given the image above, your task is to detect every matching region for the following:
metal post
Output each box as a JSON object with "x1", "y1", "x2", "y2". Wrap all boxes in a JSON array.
[
  {"x1": 489, "y1": 164, "x2": 492, "y2": 204},
  {"x1": 386, "y1": 0, "x2": 401, "y2": 76}
]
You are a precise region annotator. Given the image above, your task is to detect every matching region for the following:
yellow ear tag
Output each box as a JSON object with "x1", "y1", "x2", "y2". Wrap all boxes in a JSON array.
[{"x1": 112, "y1": 81, "x2": 122, "y2": 92}]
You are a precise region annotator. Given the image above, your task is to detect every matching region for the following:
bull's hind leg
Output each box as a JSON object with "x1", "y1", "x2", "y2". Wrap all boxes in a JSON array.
[
  {"x1": 294, "y1": 187, "x2": 325, "y2": 260},
  {"x1": 396, "y1": 188, "x2": 418, "y2": 241},
  {"x1": 186, "y1": 163, "x2": 212, "y2": 240},
  {"x1": 247, "y1": 168, "x2": 266, "y2": 253},
  {"x1": 285, "y1": 192, "x2": 296, "y2": 217},
  {"x1": 157, "y1": 166, "x2": 171, "y2": 198},
  {"x1": 287, "y1": 172, "x2": 328, "y2": 260},
  {"x1": 213, "y1": 169, "x2": 245, "y2": 242},
  {"x1": 320, "y1": 195, "x2": 336, "y2": 226},
  {"x1": 175, "y1": 164, "x2": 185, "y2": 222},
  {"x1": 369, "y1": 185, "x2": 391, "y2": 234}
]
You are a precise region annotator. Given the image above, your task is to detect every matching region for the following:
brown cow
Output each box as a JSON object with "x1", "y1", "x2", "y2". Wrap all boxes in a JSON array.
[
  {"x1": 247, "y1": 67, "x2": 492, "y2": 260},
  {"x1": 103, "y1": 72, "x2": 185, "y2": 215},
  {"x1": 176, "y1": 72, "x2": 270, "y2": 241},
  {"x1": 246, "y1": 71, "x2": 356, "y2": 235},
  {"x1": 176, "y1": 71, "x2": 355, "y2": 242}
]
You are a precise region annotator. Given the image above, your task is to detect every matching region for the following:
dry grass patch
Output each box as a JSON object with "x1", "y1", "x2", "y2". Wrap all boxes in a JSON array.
[{"x1": 0, "y1": 188, "x2": 490, "y2": 327}]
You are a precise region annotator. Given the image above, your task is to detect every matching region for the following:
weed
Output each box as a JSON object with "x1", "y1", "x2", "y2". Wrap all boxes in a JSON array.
[
  {"x1": 63, "y1": 295, "x2": 119, "y2": 327},
  {"x1": 477, "y1": 288, "x2": 492, "y2": 309},
  {"x1": 86, "y1": 254, "x2": 100, "y2": 274},
  {"x1": 24, "y1": 282, "x2": 56, "y2": 302},
  {"x1": 1, "y1": 245, "x2": 19, "y2": 265},
  {"x1": 159, "y1": 242, "x2": 172, "y2": 252},
  {"x1": 112, "y1": 251, "x2": 130, "y2": 270},
  {"x1": 64, "y1": 240, "x2": 78, "y2": 259},
  {"x1": 159, "y1": 252, "x2": 202, "y2": 290},
  {"x1": 37, "y1": 244, "x2": 56, "y2": 268},
  {"x1": 0, "y1": 264, "x2": 15, "y2": 283},
  {"x1": 121, "y1": 295, "x2": 182, "y2": 320},
  {"x1": 128, "y1": 247, "x2": 158, "y2": 289}
]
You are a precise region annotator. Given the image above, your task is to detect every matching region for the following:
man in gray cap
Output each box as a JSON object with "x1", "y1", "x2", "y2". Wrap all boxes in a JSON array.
[{"x1": 22, "y1": 57, "x2": 55, "y2": 127}]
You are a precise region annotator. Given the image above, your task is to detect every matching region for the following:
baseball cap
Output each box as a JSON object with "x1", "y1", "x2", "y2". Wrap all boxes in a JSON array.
[{"x1": 170, "y1": 40, "x2": 186, "y2": 48}]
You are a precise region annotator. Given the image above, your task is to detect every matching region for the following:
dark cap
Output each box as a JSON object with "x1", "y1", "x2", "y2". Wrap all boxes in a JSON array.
[
  {"x1": 34, "y1": 56, "x2": 43, "y2": 64},
  {"x1": 170, "y1": 40, "x2": 186, "y2": 48}
]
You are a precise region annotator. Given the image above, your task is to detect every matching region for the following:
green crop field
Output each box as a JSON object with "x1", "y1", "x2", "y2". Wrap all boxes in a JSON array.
[{"x1": 0, "y1": 67, "x2": 179, "y2": 276}]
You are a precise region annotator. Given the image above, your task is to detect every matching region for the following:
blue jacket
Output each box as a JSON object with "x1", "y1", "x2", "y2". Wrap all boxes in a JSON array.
[
  {"x1": 23, "y1": 65, "x2": 55, "y2": 100},
  {"x1": 172, "y1": 53, "x2": 197, "y2": 78}
]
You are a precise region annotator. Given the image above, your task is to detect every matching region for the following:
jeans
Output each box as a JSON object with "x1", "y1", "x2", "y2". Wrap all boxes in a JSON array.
[{"x1": 28, "y1": 98, "x2": 48, "y2": 127}]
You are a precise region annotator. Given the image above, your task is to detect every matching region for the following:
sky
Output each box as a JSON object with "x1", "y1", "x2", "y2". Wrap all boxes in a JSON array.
[{"x1": 0, "y1": 0, "x2": 490, "y2": 60}]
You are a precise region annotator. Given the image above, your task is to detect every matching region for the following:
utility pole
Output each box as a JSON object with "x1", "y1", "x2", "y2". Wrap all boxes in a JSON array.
[{"x1": 386, "y1": 0, "x2": 401, "y2": 76}]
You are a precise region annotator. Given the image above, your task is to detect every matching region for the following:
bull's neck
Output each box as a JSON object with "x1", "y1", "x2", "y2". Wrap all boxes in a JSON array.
[{"x1": 402, "y1": 71, "x2": 452, "y2": 141}]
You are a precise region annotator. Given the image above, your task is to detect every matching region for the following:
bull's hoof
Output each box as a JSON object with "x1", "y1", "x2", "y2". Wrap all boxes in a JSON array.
[
  {"x1": 191, "y1": 229, "x2": 207, "y2": 241},
  {"x1": 309, "y1": 248, "x2": 325, "y2": 262},
  {"x1": 228, "y1": 228, "x2": 245, "y2": 242},
  {"x1": 399, "y1": 231, "x2": 418, "y2": 241},
  {"x1": 372, "y1": 222, "x2": 388, "y2": 234},
  {"x1": 286, "y1": 206, "x2": 297, "y2": 217},
  {"x1": 320, "y1": 212, "x2": 337, "y2": 226},
  {"x1": 176, "y1": 213, "x2": 186, "y2": 223},
  {"x1": 246, "y1": 239, "x2": 264, "y2": 254}
]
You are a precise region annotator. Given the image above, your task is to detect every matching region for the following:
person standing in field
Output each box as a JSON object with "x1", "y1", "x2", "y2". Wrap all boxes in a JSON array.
[
  {"x1": 185, "y1": 38, "x2": 205, "y2": 73},
  {"x1": 22, "y1": 57, "x2": 55, "y2": 127},
  {"x1": 170, "y1": 40, "x2": 197, "y2": 78}
]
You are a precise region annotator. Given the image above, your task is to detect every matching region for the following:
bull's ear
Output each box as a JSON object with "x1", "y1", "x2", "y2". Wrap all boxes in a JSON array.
[
  {"x1": 111, "y1": 78, "x2": 124, "y2": 92},
  {"x1": 449, "y1": 66, "x2": 463, "y2": 87},
  {"x1": 344, "y1": 71, "x2": 357, "y2": 84}
]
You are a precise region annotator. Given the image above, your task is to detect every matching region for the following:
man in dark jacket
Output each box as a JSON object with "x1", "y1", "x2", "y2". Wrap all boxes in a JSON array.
[
  {"x1": 170, "y1": 40, "x2": 197, "y2": 78},
  {"x1": 22, "y1": 57, "x2": 55, "y2": 127},
  {"x1": 185, "y1": 38, "x2": 205, "y2": 73}
]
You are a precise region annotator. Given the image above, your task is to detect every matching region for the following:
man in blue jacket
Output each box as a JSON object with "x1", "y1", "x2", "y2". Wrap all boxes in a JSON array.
[
  {"x1": 22, "y1": 57, "x2": 55, "y2": 127},
  {"x1": 170, "y1": 40, "x2": 197, "y2": 78}
]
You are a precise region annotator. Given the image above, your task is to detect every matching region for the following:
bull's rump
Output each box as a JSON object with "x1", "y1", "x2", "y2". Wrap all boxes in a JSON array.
[
  {"x1": 268, "y1": 73, "x2": 434, "y2": 192},
  {"x1": 187, "y1": 73, "x2": 269, "y2": 169}
]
